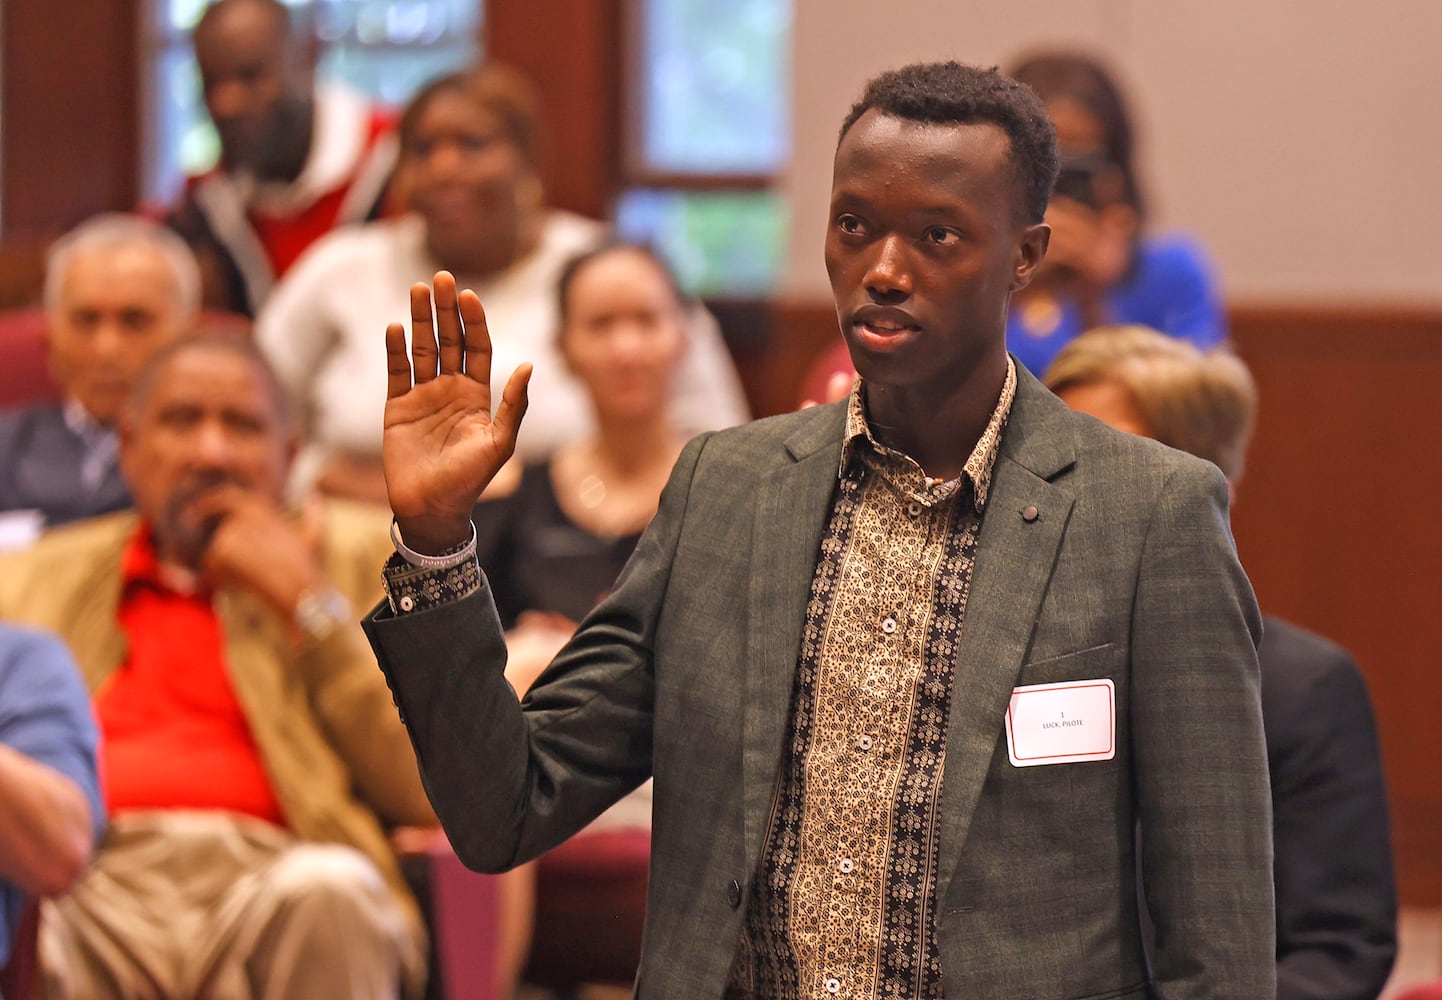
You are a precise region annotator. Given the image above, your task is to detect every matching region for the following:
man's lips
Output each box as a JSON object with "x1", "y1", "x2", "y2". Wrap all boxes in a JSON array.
[{"x1": 848, "y1": 306, "x2": 920, "y2": 340}]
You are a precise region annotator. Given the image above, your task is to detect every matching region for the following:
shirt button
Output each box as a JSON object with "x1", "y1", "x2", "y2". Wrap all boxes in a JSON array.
[
  {"x1": 907, "y1": 501, "x2": 923, "y2": 517},
  {"x1": 398, "y1": 594, "x2": 416, "y2": 612},
  {"x1": 881, "y1": 616, "x2": 897, "y2": 634},
  {"x1": 838, "y1": 858, "x2": 854, "y2": 874},
  {"x1": 726, "y1": 878, "x2": 742, "y2": 909},
  {"x1": 825, "y1": 978, "x2": 842, "y2": 994},
  {"x1": 857, "y1": 735, "x2": 873, "y2": 751}
]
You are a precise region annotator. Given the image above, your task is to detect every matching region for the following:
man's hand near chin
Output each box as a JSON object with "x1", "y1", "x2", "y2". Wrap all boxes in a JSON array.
[{"x1": 186, "y1": 485, "x2": 330, "y2": 624}]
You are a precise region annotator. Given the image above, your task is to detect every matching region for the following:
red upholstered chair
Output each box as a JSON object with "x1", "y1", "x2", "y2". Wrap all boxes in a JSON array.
[
  {"x1": 0, "y1": 902, "x2": 41, "y2": 1000},
  {"x1": 427, "y1": 840, "x2": 503, "y2": 1000},
  {"x1": 1393, "y1": 984, "x2": 1442, "y2": 1000},
  {"x1": 522, "y1": 829, "x2": 651, "y2": 994},
  {"x1": 0, "y1": 310, "x2": 59, "y2": 410}
]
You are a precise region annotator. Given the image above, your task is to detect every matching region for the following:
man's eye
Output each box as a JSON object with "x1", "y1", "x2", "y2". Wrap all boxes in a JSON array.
[
  {"x1": 924, "y1": 226, "x2": 959, "y2": 245},
  {"x1": 837, "y1": 215, "x2": 865, "y2": 235}
]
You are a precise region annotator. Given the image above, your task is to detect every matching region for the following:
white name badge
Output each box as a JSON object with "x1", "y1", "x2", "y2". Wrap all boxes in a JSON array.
[{"x1": 1005, "y1": 678, "x2": 1116, "y2": 767}]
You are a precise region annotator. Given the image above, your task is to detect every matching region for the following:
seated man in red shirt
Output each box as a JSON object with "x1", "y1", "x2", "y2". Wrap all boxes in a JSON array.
[
  {"x1": 165, "y1": 0, "x2": 397, "y2": 316},
  {"x1": 0, "y1": 334, "x2": 434, "y2": 999}
]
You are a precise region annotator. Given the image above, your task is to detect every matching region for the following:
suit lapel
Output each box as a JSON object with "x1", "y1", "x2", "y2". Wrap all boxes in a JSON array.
[
  {"x1": 742, "y1": 405, "x2": 845, "y2": 864},
  {"x1": 933, "y1": 370, "x2": 1079, "y2": 903},
  {"x1": 65, "y1": 525, "x2": 131, "y2": 692}
]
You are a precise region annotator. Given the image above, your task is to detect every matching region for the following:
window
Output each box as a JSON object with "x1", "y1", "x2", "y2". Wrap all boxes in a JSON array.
[
  {"x1": 144, "y1": 0, "x2": 482, "y2": 201},
  {"x1": 615, "y1": 0, "x2": 790, "y2": 298}
]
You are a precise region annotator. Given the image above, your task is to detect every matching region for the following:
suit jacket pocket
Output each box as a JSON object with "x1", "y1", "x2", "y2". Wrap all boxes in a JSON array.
[{"x1": 1017, "y1": 641, "x2": 1121, "y2": 687}]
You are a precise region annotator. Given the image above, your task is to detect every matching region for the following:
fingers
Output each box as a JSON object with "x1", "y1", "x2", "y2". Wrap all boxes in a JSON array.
[
  {"x1": 492, "y1": 363, "x2": 533, "y2": 454},
  {"x1": 434, "y1": 271, "x2": 464, "y2": 375},
  {"x1": 458, "y1": 289, "x2": 493, "y2": 387},
  {"x1": 410, "y1": 282, "x2": 438, "y2": 384},
  {"x1": 385, "y1": 323, "x2": 412, "y2": 399}
]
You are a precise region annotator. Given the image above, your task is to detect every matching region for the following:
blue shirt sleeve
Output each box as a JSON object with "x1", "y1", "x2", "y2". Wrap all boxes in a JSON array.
[
  {"x1": 1108, "y1": 233, "x2": 1228, "y2": 348},
  {"x1": 0, "y1": 625, "x2": 104, "y2": 969}
]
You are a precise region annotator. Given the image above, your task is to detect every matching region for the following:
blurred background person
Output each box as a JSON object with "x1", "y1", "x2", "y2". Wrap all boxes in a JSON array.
[
  {"x1": 0, "y1": 335, "x2": 435, "y2": 1000},
  {"x1": 165, "y1": 0, "x2": 399, "y2": 317},
  {"x1": 478, "y1": 240, "x2": 689, "y2": 704},
  {"x1": 0, "y1": 626, "x2": 103, "y2": 991},
  {"x1": 1006, "y1": 51, "x2": 1226, "y2": 374},
  {"x1": 0, "y1": 215, "x2": 199, "y2": 544},
  {"x1": 255, "y1": 64, "x2": 749, "y2": 505},
  {"x1": 1043, "y1": 325, "x2": 1397, "y2": 1000}
]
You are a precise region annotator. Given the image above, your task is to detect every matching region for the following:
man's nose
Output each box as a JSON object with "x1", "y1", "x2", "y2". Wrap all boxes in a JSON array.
[
  {"x1": 191, "y1": 420, "x2": 236, "y2": 467},
  {"x1": 206, "y1": 80, "x2": 250, "y2": 123},
  {"x1": 91, "y1": 320, "x2": 127, "y2": 362},
  {"x1": 864, "y1": 235, "x2": 912, "y2": 303},
  {"x1": 423, "y1": 140, "x2": 467, "y2": 179}
]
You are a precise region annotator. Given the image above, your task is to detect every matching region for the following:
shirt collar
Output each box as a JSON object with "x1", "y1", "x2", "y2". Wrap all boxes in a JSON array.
[
  {"x1": 840, "y1": 355, "x2": 1017, "y2": 511},
  {"x1": 62, "y1": 397, "x2": 107, "y2": 441},
  {"x1": 122, "y1": 522, "x2": 204, "y2": 596}
]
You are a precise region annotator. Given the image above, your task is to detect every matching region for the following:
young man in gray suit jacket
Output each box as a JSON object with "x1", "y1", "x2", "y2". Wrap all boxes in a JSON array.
[{"x1": 365, "y1": 62, "x2": 1275, "y2": 998}]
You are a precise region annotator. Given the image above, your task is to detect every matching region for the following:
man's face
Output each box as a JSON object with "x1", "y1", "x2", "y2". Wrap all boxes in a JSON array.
[
  {"x1": 48, "y1": 245, "x2": 190, "y2": 425},
  {"x1": 825, "y1": 110, "x2": 1048, "y2": 394},
  {"x1": 194, "y1": 1, "x2": 310, "y2": 176},
  {"x1": 120, "y1": 348, "x2": 293, "y2": 565}
]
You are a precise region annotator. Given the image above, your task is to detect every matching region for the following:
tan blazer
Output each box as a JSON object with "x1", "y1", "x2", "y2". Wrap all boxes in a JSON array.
[{"x1": 0, "y1": 500, "x2": 435, "y2": 925}]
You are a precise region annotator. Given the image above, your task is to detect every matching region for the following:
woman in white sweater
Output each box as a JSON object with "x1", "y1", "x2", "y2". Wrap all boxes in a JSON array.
[{"x1": 256, "y1": 64, "x2": 749, "y2": 503}]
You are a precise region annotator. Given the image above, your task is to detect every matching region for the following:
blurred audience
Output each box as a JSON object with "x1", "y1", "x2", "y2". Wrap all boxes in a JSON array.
[
  {"x1": 0, "y1": 335, "x2": 435, "y2": 1000},
  {"x1": 1007, "y1": 51, "x2": 1226, "y2": 372},
  {"x1": 0, "y1": 626, "x2": 103, "y2": 975},
  {"x1": 165, "y1": 0, "x2": 398, "y2": 317},
  {"x1": 0, "y1": 214, "x2": 198, "y2": 543},
  {"x1": 255, "y1": 64, "x2": 749, "y2": 504},
  {"x1": 1044, "y1": 325, "x2": 1397, "y2": 1000}
]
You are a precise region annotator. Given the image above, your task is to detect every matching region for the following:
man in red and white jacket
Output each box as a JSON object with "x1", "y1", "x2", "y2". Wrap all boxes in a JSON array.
[{"x1": 165, "y1": 0, "x2": 398, "y2": 317}]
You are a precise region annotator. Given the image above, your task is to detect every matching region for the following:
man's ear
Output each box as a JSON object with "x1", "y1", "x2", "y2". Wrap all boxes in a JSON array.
[{"x1": 1011, "y1": 222, "x2": 1051, "y2": 292}]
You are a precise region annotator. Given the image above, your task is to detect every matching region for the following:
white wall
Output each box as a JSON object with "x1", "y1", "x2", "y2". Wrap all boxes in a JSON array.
[{"x1": 782, "y1": 0, "x2": 1442, "y2": 305}]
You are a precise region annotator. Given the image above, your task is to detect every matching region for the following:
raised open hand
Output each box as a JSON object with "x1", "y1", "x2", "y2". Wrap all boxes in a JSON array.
[{"x1": 384, "y1": 271, "x2": 532, "y2": 554}]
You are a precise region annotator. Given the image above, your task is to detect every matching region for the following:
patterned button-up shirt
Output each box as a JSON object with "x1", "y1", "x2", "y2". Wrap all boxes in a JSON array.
[{"x1": 726, "y1": 358, "x2": 1017, "y2": 1000}]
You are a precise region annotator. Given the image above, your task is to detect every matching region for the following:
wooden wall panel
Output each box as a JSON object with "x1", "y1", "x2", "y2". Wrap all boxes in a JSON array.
[
  {"x1": 485, "y1": 0, "x2": 622, "y2": 221},
  {"x1": 1230, "y1": 306, "x2": 1442, "y2": 907},
  {"x1": 0, "y1": 0, "x2": 141, "y2": 240}
]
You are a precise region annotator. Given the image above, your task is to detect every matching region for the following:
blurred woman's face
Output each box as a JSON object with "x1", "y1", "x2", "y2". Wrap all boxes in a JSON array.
[
  {"x1": 402, "y1": 90, "x2": 536, "y2": 269},
  {"x1": 560, "y1": 250, "x2": 687, "y2": 424}
]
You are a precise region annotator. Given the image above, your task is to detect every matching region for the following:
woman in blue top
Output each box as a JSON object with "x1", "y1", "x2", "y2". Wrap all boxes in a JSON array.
[{"x1": 1006, "y1": 52, "x2": 1225, "y2": 376}]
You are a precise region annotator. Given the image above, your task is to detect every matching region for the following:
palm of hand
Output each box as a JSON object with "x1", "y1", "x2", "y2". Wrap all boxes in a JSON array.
[
  {"x1": 381, "y1": 274, "x2": 531, "y2": 549},
  {"x1": 384, "y1": 373, "x2": 510, "y2": 521}
]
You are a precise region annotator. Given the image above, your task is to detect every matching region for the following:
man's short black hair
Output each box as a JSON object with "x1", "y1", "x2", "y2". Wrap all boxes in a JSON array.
[{"x1": 839, "y1": 61, "x2": 1059, "y2": 225}]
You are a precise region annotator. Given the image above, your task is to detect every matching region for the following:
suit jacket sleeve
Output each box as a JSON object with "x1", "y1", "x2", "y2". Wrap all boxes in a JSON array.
[
  {"x1": 1267, "y1": 633, "x2": 1397, "y2": 1000},
  {"x1": 1131, "y1": 459, "x2": 1275, "y2": 999},
  {"x1": 364, "y1": 433, "x2": 710, "y2": 872}
]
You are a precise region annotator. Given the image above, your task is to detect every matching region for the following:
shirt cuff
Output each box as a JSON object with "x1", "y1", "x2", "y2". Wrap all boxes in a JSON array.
[{"x1": 383, "y1": 523, "x2": 481, "y2": 614}]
